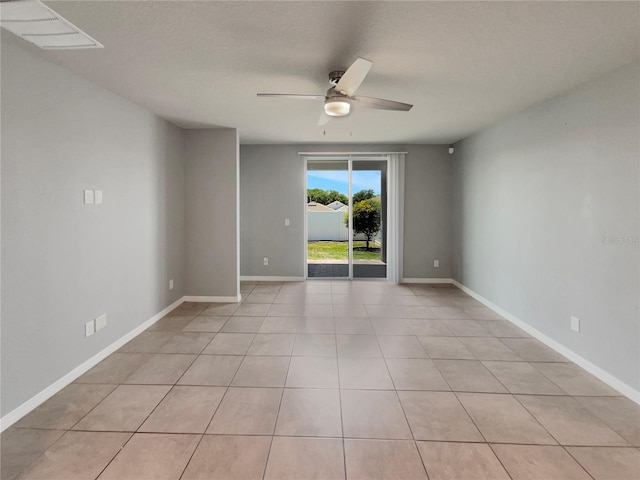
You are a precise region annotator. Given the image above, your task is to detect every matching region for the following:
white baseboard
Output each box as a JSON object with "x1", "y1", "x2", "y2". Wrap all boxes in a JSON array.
[
  {"x1": 183, "y1": 295, "x2": 241, "y2": 303},
  {"x1": 0, "y1": 297, "x2": 185, "y2": 432},
  {"x1": 401, "y1": 278, "x2": 454, "y2": 284},
  {"x1": 240, "y1": 276, "x2": 305, "y2": 282},
  {"x1": 451, "y1": 280, "x2": 640, "y2": 405}
]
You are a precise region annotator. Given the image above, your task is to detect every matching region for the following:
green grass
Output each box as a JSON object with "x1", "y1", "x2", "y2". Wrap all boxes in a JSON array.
[{"x1": 307, "y1": 241, "x2": 381, "y2": 261}]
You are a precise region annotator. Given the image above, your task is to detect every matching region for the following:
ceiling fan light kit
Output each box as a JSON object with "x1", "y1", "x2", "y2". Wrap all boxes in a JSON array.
[
  {"x1": 257, "y1": 57, "x2": 412, "y2": 125},
  {"x1": 324, "y1": 97, "x2": 351, "y2": 117}
]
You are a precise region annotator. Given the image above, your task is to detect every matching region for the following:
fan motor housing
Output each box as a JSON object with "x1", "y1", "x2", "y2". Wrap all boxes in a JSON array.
[{"x1": 328, "y1": 71, "x2": 345, "y2": 86}]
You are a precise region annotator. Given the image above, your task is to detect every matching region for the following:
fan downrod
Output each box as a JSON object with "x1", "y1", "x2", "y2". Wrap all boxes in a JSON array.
[{"x1": 328, "y1": 71, "x2": 345, "y2": 86}]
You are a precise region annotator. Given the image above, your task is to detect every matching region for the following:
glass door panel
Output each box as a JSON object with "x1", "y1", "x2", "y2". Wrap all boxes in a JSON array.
[
  {"x1": 351, "y1": 161, "x2": 387, "y2": 278},
  {"x1": 306, "y1": 160, "x2": 349, "y2": 278}
]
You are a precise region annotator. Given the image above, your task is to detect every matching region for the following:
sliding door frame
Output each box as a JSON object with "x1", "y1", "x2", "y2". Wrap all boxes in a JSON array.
[{"x1": 304, "y1": 154, "x2": 397, "y2": 281}]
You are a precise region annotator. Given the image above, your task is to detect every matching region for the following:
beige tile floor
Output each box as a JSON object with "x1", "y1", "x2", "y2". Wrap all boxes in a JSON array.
[{"x1": 3, "y1": 281, "x2": 640, "y2": 480}]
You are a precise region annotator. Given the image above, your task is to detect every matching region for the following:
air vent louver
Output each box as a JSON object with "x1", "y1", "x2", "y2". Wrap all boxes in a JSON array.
[{"x1": 0, "y1": 1, "x2": 103, "y2": 50}]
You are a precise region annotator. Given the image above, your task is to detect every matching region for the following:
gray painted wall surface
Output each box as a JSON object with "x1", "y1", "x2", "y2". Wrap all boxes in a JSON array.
[
  {"x1": 403, "y1": 146, "x2": 452, "y2": 278},
  {"x1": 1, "y1": 38, "x2": 186, "y2": 415},
  {"x1": 184, "y1": 129, "x2": 240, "y2": 297},
  {"x1": 452, "y1": 63, "x2": 640, "y2": 390},
  {"x1": 240, "y1": 146, "x2": 306, "y2": 277},
  {"x1": 240, "y1": 144, "x2": 452, "y2": 278}
]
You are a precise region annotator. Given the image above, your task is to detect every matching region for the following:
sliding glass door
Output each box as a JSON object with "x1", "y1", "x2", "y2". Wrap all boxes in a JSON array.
[
  {"x1": 306, "y1": 160, "x2": 349, "y2": 278},
  {"x1": 306, "y1": 157, "x2": 387, "y2": 279},
  {"x1": 352, "y1": 160, "x2": 387, "y2": 278}
]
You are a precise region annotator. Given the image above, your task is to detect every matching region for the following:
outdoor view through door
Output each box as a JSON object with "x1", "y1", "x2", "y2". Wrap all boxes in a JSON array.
[{"x1": 306, "y1": 158, "x2": 387, "y2": 279}]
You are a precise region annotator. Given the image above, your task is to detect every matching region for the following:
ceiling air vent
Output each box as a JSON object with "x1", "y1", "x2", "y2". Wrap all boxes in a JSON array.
[{"x1": 0, "y1": 0, "x2": 103, "y2": 50}]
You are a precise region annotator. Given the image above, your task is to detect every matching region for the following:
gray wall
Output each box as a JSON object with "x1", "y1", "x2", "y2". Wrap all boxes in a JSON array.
[
  {"x1": 403, "y1": 145, "x2": 452, "y2": 278},
  {"x1": 452, "y1": 63, "x2": 640, "y2": 390},
  {"x1": 185, "y1": 129, "x2": 240, "y2": 297},
  {"x1": 240, "y1": 146, "x2": 306, "y2": 277},
  {"x1": 240, "y1": 144, "x2": 452, "y2": 278},
  {"x1": 1, "y1": 37, "x2": 186, "y2": 416}
]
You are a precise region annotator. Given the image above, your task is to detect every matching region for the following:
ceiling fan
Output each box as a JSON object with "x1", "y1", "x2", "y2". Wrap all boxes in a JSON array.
[{"x1": 257, "y1": 57, "x2": 413, "y2": 126}]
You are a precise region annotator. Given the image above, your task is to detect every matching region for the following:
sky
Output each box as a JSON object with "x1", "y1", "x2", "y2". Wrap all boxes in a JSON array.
[{"x1": 307, "y1": 170, "x2": 381, "y2": 195}]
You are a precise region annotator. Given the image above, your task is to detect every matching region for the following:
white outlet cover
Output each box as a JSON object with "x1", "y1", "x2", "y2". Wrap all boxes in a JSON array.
[
  {"x1": 169, "y1": 279, "x2": 174, "y2": 290},
  {"x1": 84, "y1": 190, "x2": 94, "y2": 204},
  {"x1": 264, "y1": 257, "x2": 269, "y2": 265},
  {"x1": 85, "y1": 320, "x2": 95, "y2": 337},
  {"x1": 94, "y1": 190, "x2": 103, "y2": 204},
  {"x1": 434, "y1": 259, "x2": 440, "y2": 267},
  {"x1": 95, "y1": 314, "x2": 107, "y2": 331}
]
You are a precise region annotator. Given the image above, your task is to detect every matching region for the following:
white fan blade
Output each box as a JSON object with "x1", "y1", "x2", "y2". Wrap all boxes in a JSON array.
[
  {"x1": 257, "y1": 93, "x2": 325, "y2": 100},
  {"x1": 335, "y1": 57, "x2": 372, "y2": 96},
  {"x1": 352, "y1": 95, "x2": 413, "y2": 111},
  {"x1": 318, "y1": 112, "x2": 332, "y2": 126}
]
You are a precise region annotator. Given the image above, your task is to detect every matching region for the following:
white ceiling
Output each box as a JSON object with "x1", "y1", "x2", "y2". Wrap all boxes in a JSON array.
[{"x1": 18, "y1": 1, "x2": 640, "y2": 144}]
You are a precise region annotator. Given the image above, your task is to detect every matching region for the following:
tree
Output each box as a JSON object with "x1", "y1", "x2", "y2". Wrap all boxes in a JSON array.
[
  {"x1": 352, "y1": 189, "x2": 375, "y2": 204},
  {"x1": 307, "y1": 188, "x2": 329, "y2": 204},
  {"x1": 307, "y1": 188, "x2": 348, "y2": 205},
  {"x1": 344, "y1": 199, "x2": 381, "y2": 249},
  {"x1": 325, "y1": 190, "x2": 348, "y2": 205}
]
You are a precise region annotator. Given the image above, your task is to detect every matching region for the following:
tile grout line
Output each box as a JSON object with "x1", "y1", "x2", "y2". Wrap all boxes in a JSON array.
[
  {"x1": 510, "y1": 393, "x2": 570, "y2": 446},
  {"x1": 259, "y1": 361, "x2": 292, "y2": 479},
  {"x1": 561, "y1": 445, "x2": 598, "y2": 480},
  {"x1": 447, "y1": 390, "x2": 516, "y2": 479},
  {"x1": 374, "y1": 330, "x2": 431, "y2": 479},
  {"x1": 335, "y1": 333, "x2": 348, "y2": 480},
  {"x1": 485, "y1": 443, "x2": 515, "y2": 480},
  {"x1": 91, "y1": 431, "x2": 137, "y2": 480},
  {"x1": 258, "y1": 285, "x2": 293, "y2": 480},
  {"x1": 176, "y1": 375, "x2": 235, "y2": 479}
]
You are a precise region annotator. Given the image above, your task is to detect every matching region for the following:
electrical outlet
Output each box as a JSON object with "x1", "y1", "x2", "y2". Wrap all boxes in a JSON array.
[
  {"x1": 85, "y1": 320, "x2": 95, "y2": 337},
  {"x1": 169, "y1": 279, "x2": 174, "y2": 290},
  {"x1": 434, "y1": 259, "x2": 440, "y2": 268},
  {"x1": 285, "y1": 218, "x2": 290, "y2": 226},
  {"x1": 84, "y1": 190, "x2": 94, "y2": 204},
  {"x1": 570, "y1": 316, "x2": 580, "y2": 332},
  {"x1": 94, "y1": 190, "x2": 103, "y2": 204},
  {"x1": 263, "y1": 257, "x2": 269, "y2": 266},
  {"x1": 95, "y1": 314, "x2": 107, "y2": 331}
]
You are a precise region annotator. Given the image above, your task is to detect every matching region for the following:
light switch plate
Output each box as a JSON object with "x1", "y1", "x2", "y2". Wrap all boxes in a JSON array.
[
  {"x1": 570, "y1": 316, "x2": 580, "y2": 332},
  {"x1": 94, "y1": 190, "x2": 103, "y2": 204},
  {"x1": 285, "y1": 218, "x2": 290, "y2": 226},
  {"x1": 84, "y1": 190, "x2": 94, "y2": 204},
  {"x1": 95, "y1": 314, "x2": 107, "y2": 331}
]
